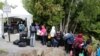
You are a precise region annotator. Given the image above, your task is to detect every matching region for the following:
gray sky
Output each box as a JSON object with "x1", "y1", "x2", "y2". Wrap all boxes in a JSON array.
[{"x1": 0, "y1": 0, "x2": 23, "y2": 6}]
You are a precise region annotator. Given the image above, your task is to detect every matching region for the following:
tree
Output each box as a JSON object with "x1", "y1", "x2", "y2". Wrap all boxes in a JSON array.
[
  {"x1": 62, "y1": 0, "x2": 83, "y2": 33},
  {"x1": 23, "y1": 0, "x2": 65, "y2": 29},
  {"x1": 23, "y1": 0, "x2": 100, "y2": 39},
  {"x1": 0, "y1": 2, "x2": 3, "y2": 9},
  {"x1": 76, "y1": 0, "x2": 100, "y2": 38}
]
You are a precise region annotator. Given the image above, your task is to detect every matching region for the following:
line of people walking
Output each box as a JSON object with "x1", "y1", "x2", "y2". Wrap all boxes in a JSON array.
[
  {"x1": 29, "y1": 22, "x2": 64, "y2": 47},
  {"x1": 64, "y1": 33, "x2": 100, "y2": 56},
  {"x1": 17, "y1": 21, "x2": 100, "y2": 56}
]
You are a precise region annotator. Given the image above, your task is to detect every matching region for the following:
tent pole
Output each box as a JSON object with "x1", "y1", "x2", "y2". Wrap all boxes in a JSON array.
[{"x1": 6, "y1": 12, "x2": 10, "y2": 42}]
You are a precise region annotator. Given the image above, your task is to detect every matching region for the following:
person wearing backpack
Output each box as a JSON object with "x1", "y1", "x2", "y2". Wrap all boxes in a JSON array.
[
  {"x1": 64, "y1": 32, "x2": 74, "y2": 53},
  {"x1": 30, "y1": 23, "x2": 36, "y2": 47},
  {"x1": 35, "y1": 22, "x2": 40, "y2": 40}
]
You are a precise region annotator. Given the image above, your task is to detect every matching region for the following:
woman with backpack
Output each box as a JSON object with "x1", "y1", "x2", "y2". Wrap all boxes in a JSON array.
[
  {"x1": 30, "y1": 23, "x2": 36, "y2": 47},
  {"x1": 64, "y1": 32, "x2": 74, "y2": 53}
]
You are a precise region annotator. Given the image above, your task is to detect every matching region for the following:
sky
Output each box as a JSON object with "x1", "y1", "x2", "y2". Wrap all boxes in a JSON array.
[
  {"x1": 0, "y1": 0, "x2": 23, "y2": 7},
  {"x1": 0, "y1": 0, "x2": 31, "y2": 15}
]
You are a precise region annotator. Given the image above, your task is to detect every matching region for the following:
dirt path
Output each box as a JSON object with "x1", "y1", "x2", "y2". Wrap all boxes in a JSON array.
[{"x1": 0, "y1": 33, "x2": 68, "y2": 56}]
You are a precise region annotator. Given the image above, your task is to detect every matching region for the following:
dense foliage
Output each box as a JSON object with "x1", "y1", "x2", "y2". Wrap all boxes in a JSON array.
[
  {"x1": 0, "y1": 2, "x2": 3, "y2": 9},
  {"x1": 23, "y1": 0, "x2": 100, "y2": 39},
  {"x1": 23, "y1": 0, "x2": 65, "y2": 28}
]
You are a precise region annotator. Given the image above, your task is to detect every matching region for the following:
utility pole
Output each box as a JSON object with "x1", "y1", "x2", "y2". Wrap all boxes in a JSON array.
[{"x1": 3, "y1": 0, "x2": 11, "y2": 42}]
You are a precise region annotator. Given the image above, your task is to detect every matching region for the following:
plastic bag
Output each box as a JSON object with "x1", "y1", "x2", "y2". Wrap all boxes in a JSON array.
[{"x1": 79, "y1": 52, "x2": 84, "y2": 56}]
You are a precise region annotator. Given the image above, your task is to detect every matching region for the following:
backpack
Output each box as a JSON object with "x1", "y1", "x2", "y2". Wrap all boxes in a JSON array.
[
  {"x1": 35, "y1": 25, "x2": 39, "y2": 30},
  {"x1": 18, "y1": 42, "x2": 27, "y2": 47},
  {"x1": 30, "y1": 26, "x2": 36, "y2": 32},
  {"x1": 13, "y1": 39, "x2": 20, "y2": 45},
  {"x1": 67, "y1": 37, "x2": 74, "y2": 44}
]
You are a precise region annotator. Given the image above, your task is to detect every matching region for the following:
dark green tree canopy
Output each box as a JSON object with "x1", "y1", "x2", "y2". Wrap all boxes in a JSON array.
[
  {"x1": 23, "y1": 0, "x2": 65, "y2": 26},
  {"x1": 0, "y1": 2, "x2": 3, "y2": 9},
  {"x1": 23, "y1": 0, "x2": 100, "y2": 39}
]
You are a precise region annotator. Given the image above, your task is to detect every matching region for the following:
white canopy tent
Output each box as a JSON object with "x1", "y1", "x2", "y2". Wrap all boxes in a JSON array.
[{"x1": 0, "y1": 6, "x2": 33, "y2": 38}]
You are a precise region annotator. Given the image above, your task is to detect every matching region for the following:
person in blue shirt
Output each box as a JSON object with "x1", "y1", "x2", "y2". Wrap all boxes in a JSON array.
[
  {"x1": 96, "y1": 43, "x2": 100, "y2": 56},
  {"x1": 64, "y1": 32, "x2": 74, "y2": 53}
]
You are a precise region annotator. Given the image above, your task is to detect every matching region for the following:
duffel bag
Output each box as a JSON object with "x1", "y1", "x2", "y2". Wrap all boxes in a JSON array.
[
  {"x1": 18, "y1": 42, "x2": 27, "y2": 47},
  {"x1": 13, "y1": 40, "x2": 20, "y2": 45}
]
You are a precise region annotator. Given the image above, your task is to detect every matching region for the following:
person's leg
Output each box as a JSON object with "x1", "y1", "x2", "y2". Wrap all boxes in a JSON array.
[
  {"x1": 20, "y1": 33, "x2": 22, "y2": 41},
  {"x1": 41, "y1": 36, "x2": 44, "y2": 45},
  {"x1": 67, "y1": 44, "x2": 70, "y2": 53},
  {"x1": 52, "y1": 38, "x2": 56, "y2": 47},
  {"x1": 42, "y1": 36, "x2": 46, "y2": 45},
  {"x1": 30, "y1": 36, "x2": 32, "y2": 46},
  {"x1": 30, "y1": 33, "x2": 34, "y2": 47},
  {"x1": 64, "y1": 40, "x2": 68, "y2": 53},
  {"x1": 65, "y1": 42, "x2": 69, "y2": 53},
  {"x1": 51, "y1": 38, "x2": 54, "y2": 47},
  {"x1": 42, "y1": 36, "x2": 45, "y2": 45},
  {"x1": 32, "y1": 38, "x2": 34, "y2": 47},
  {"x1": 33, "y1": 33, "x2": 35, "y2": 47},
  {"x1": 55, "y1": 41, "x2": 58, "y2": 47},
  {"x1": 74, "y1": 48, "x2": 79, "y2": 56},
  {"x1": 69, "y1": 44, "x2": 72, "y2": 52}
]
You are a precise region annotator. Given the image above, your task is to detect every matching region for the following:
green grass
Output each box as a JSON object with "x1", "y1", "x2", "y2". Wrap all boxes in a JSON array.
[{"x1": 0, "y1": 48, "x2": 8, "y2": 54}]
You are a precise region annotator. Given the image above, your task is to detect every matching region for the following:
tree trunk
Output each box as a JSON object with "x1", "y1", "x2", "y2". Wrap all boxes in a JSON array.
[
  {"x1": 73, "y1": 23, "x2": 77, "y2": 34},
  {"x1": 60, "y1": 20, "x2": 63, "y2": 31},
  {"x1": 62, "y1": 17, "x2": 66, "y2": 32},
  {"x1": 64, "y1": 0, "x2": 74, "y2": 33},
  {"x1": 70, "y1": 22, "x2": 75, "y2": 32}
]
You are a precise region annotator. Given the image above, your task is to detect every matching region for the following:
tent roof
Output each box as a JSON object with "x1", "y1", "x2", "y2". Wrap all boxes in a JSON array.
[
  {"x1": 0, "y1": 6, "x2": 32, "y2": 20},
  {"x1": 11, "y1": 6, "x2": 32, "y2": 16}
]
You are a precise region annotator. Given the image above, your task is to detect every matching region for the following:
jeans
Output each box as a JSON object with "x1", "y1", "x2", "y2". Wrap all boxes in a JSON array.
[
  {"x1": 41, "y1": 36, "x2": 46, "y2": 45},
  {"x1": 52, "y1": 38, "x2": 58, "y2": 47},
  {"x1": 30, "y1": 33, "x2": 35, "y2": 47}
]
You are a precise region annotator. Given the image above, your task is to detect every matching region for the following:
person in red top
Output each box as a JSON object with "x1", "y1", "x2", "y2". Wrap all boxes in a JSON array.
[
  {"x1": 74, "y1": 33, "x2": 84, "y2": 56},
  {"x1": 75, "y1": 33, "x2": 83, "y2": 45}
]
